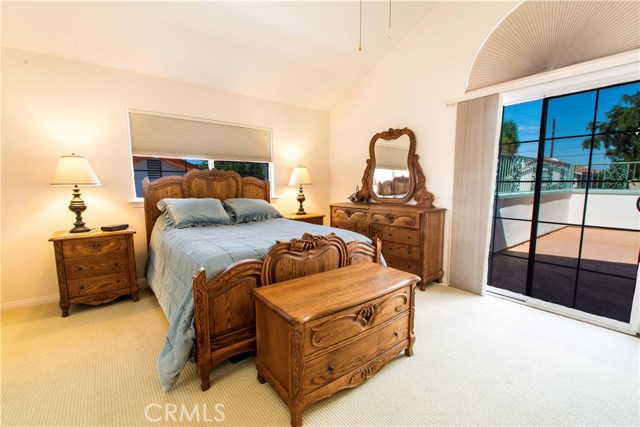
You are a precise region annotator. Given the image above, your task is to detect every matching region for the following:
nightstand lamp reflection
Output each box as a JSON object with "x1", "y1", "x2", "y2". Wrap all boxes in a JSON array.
[
  {"x1": 50, "y1": 153, "x2": 101, "y2": 233},
  {"x1": 288, "y1": 165, "x2": 313, "y2": 215}
]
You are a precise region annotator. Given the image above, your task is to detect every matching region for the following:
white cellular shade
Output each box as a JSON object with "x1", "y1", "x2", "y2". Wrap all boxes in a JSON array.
[
  {"x1": 467, "y1": 1, "x2": 640, "y2": 91},
  {"x1": 375, "y1": 145, "x2": 409, "y2": 170},
  {"x1": 128, "y1": 110, "x2": 272, "y2": 162},
  {"x1": 50, "y1": 154, "x2": 101, "y2": 186}
]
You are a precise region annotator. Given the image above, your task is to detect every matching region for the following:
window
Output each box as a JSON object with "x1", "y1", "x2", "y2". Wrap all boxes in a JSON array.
[
  {"x1": 488, "y1": 80, "x2": 639, "y2": 323},
  {"x1": 128, "y1": 110, "x2": 272, "y2": 197},
  {"x1": 131, "y1": 157, "x2": 269, "y2": 197}
]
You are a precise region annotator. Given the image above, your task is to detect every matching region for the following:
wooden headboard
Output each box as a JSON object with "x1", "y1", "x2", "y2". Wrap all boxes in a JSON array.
[{"x1": 142, "y1": 169, "x2": 271, "y2": 245}]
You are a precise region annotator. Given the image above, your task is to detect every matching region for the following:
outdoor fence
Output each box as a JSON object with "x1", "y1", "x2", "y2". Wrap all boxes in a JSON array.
[{"x1": 497, "y1": 155, "x2": 640, "y2": 194}]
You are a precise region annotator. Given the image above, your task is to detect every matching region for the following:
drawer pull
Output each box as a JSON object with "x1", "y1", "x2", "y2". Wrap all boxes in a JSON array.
[
  {"x1": 328, "y1": 365, "x2": 335, "y2": 372},
  {"x1": 356, "y1": 303, "x2": 380, "y2": 326},
  {"x1": 89, "y1": 242, "x2": 105, "y2": 252},
  {"x1": 393, "y1": 332, "x2": 399, "y2": 337}
]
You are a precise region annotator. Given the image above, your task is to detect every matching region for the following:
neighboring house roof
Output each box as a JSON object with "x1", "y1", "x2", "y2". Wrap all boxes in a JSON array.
[{"x1": 132, "y1": 156, "x2": 201, "y2": 171}]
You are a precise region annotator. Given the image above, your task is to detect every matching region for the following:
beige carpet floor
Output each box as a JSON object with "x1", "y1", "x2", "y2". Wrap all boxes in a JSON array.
[{"x1": 2, "y1": 284, "x2": 638, "y2": 427}]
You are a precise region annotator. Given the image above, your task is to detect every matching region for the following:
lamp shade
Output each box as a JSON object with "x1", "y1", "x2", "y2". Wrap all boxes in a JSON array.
[
  {"x1": 288, "y1": 166, "x2": 312, "y2": 186},
  {"x1": 50, "y1": 154, "x2": 101, "y2": 186}
]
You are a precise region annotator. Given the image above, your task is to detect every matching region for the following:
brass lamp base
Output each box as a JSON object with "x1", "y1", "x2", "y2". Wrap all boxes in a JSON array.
[
  {"x1": 296, "y1": 185, "x2": 306, "y2": 215},
  {"x1": 68, "y1": 185, "x2": 92, "y2": 233}
]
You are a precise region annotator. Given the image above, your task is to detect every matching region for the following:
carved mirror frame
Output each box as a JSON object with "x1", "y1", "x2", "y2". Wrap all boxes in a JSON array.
[{"x1": 354, "y1": 127, "x2": 434, "y2": 207}]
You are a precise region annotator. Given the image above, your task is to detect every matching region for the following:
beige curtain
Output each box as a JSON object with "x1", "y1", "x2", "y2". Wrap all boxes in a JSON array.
[{"x1": 449, "y1": 94, "x2": 501, "y2": 295}]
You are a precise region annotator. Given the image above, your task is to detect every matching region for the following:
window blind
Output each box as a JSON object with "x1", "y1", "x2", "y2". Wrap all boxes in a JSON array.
[
  {"x1": 375, "y1": 145, "x2": 409, "y2": 170},
  {"x1": 128, "y1": 110, "x2": 272, "y2": 162},
  {"x1": 449, "y1": 94, "x2": 501, "y2": 295},
  {"x1": 467, "y1": 1, "x2": 640, "y2": 91}
]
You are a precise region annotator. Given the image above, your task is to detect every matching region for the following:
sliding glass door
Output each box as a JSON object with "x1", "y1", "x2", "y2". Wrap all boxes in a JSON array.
[{"x1": 488, "y1": 81, "x2": 639, "y2": 323}]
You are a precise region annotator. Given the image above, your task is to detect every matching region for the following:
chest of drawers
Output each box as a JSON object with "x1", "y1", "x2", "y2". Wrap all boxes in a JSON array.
[
  {"x1": 49, "y1": 228, "x2": 139, "y2": 317},
  {"x1": 253, "y1": 263, "x2": 419, "y2": 427},
  {"x1": 330, "y1": 202, "x2": 445, "y2": 290}
]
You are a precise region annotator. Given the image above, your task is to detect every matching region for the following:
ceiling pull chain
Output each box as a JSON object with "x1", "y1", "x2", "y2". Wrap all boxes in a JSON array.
[
  {"x1": 388, "y1": 0, "x2": 392, "y2": 39},
  {"x1": 358, "y1": 0, "x2": 363, "y2": 51}
]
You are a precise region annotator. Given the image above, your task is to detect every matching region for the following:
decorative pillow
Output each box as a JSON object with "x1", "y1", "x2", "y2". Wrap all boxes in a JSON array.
[
  {"x1": 223, "y1": 198, "x2": 283, "y2": 223},
  {"x1": 157, "y1": 198, "x2": 231, "y2": 228}
]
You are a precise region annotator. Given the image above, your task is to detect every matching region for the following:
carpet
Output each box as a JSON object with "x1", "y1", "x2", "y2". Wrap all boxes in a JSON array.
[{"x1": 2, "y1": 285, "x2": 638, "y2": 426}]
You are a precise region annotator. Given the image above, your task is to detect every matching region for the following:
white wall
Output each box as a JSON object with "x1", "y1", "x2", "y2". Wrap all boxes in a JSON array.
[
  {"x1": 491, "y1": 191, "x2": 638, "y2": 252},
  {"x1": 570, "y1": 192, "x2": 639, "y2": 230},
  {"x1": 1, "y1": 47, "x2": 329, "y2": 306},
  {"x1": 493, "y1": 192, "x2": 572, "y2": 251},
  {"x1": 329, "y1": 1, "x2": 518, "y2": 283}
]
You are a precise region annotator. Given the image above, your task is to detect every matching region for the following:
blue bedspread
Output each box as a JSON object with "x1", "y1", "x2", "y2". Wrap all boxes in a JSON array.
[{"x1": 147, "y1": 215, "x2": 371, "y2": 391}]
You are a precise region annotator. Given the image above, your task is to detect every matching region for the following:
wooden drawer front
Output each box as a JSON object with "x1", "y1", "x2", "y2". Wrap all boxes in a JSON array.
[
  {"x1": 62, "y1": 236, "x2": 126, "y2": 259},
  {"x1": 331, "y1": 219, "x2": 368, "y2": 236},
  {"x1": 371, "y1": 224, "x2": 420, "y2": 247},
  {"x1": 304, "y1": 285, "x2": 411, "y2": 356},
  {"x1": 303, "y1": 314, "x2": 410, "y2": 394},
  {"x1": 64, "y1": 255, "x2": 129, "y2": 279},
  {"x1": 384, "y1": 255, "x2": 423, "y2": 278},
  {"x1": 305, "y1": 217, "x2": 324, "y2": 225},
  {"x1": 383, "y1": 241, "x2": 421, "y2": 261},
  {"x1": 331, "y1": 207, "x2": 367, "y2": 222},
  {"x1": 67, "y1": 273, "x2": 130, "y2": 298},
  {"x1": 368, "y1": 211, "x2": 420, "y2": 228}
]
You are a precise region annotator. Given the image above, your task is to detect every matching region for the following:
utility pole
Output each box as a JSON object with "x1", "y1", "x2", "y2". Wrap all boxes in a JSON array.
[{"x1": 549, "y1": 118, "x2": 556, "y2": 158}]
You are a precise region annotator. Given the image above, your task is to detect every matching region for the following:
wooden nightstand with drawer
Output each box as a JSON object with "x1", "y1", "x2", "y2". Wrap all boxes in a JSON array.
[
  {"x1": 49, "y1": 227, "x2": 138, "y2": 317},
  {"x1": 284, "y1": 212, "x2": 325, "y2": 225}
]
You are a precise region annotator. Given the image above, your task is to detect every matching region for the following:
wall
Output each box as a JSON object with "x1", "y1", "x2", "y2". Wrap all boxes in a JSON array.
[
  {"x1": 569, "y1": 192, "x2": 639, "y2": 230},
  {"x1": 493, "y1": 192, "x2": 572, "y2": 252},
  {"x1": 329, "y1": 1, "x2": 519, "y2": 284},
  {"x1": 491, "y1": 191, "x2": 638, "y2": 252},
  {"x1": 1, "y1": 47, "x2": 329, "y2": 306}
]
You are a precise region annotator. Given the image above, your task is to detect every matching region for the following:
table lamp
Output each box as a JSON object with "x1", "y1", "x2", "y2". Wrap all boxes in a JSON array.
[
  {"x1": 288, "y1": 165, "x2": 312, "y2": 215},
  {"x1": 50, "y1": 153, "x2": 101, "y2": 233}
]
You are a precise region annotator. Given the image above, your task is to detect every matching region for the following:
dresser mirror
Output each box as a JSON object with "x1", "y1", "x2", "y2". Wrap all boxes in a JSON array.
[
  {"x1": 373, "y1": 134, "x2": 411, "y2": 199},
  {"x1": 355, "y1": 127, "x2": 433, "y2": 207}
]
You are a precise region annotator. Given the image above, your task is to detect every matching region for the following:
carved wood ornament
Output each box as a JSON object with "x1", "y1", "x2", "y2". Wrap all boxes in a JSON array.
[
  {"x1": 288, "y1": 233, "x2": 329, "y2": 252},
  {"x1": 354, "y1": 127, "x2": 434, "y2": 207}
]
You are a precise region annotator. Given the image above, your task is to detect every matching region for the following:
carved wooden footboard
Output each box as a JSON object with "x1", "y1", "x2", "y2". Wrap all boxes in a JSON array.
[
  {"x1": 192, "y1": 233, "x2": 381, "y2": 391},
  {"x1": 192, "y1": 260, "x2": 263, "y2": 392}
]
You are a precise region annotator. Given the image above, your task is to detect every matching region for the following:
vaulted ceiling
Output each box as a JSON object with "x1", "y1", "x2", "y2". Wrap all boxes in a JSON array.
[{"x1": 1, "y1": 1, "x2": 437, "y2": 111}]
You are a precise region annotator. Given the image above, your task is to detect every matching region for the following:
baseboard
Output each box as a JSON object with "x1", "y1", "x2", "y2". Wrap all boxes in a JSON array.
[
  {"x1": 1, "y1": 294, "x2": 59, "y2": 311},
  {"x1": 2, "y1": 278, "x2": 149, "y2": 312}
]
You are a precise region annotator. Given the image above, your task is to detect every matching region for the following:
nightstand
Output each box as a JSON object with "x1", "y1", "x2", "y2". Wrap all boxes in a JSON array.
[
  {"x1": 284, "y1": 213, "x2": 325, "y2": 225},
  {"x1": 49, "y1": 227, "x2": 139, "y2": 317}
]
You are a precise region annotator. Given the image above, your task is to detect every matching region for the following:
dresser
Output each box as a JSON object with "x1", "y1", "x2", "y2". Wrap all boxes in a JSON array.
[
  {"x1": 330, "y1": 202, "x2": 444, "y2": 290},
  {"x1": 49, "y1": 228, "x2": 139, "y2": 317},
  {"x1": 253, "y1": 263, "x2": 419, "y2": 427}
]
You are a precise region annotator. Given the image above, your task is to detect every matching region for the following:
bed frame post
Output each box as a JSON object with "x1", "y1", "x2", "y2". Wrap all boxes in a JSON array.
[{"x1": 192, "y1": 260, "x2": 264, "y2": 392}]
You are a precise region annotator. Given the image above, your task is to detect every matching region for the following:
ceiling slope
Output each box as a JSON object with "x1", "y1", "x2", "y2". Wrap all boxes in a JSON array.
[{"x1": 2, "y1": 1, "x2": 437, "y2": 111}]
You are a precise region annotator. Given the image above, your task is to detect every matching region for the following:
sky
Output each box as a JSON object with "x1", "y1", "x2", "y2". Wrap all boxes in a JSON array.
[{"x1": 502, "y1": 81, "x2": 639, "y2": 168}]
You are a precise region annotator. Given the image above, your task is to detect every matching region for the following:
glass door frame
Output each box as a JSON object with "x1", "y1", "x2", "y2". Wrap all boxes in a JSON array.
[{"x1": 486, "y1": 79, "x2": 640, "y2": 336}]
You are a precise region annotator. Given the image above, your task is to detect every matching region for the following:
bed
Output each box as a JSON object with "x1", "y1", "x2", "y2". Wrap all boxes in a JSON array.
[{"x1": 142, "y1": 169, "x2": 379, "y2": 391}]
